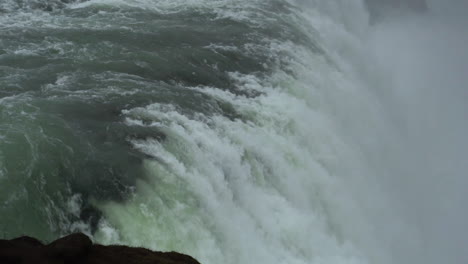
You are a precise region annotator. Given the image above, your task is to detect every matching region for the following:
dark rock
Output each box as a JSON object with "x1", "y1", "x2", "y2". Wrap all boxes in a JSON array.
[
  {"x1": 10, "y1": 236, "x2": 44, "y2": 248},
  {"x1": 0, "y1": 236, "x2": 43, "y2": 249},
  {"x1": 45, "y1": 233, "x2": 92, "y2": 260},
  {"x1": 0, "y1": 237, "x2": 43, "y2": 264},
  {"x1": 0, "y1": 233, "x2": 201, "y2": 264},
  {"x1": 88, "y1": 245, "x2": 201, "y2": 264}
]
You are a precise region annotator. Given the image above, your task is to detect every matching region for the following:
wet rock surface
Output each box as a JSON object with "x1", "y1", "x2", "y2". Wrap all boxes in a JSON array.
[{"x1": 0, "y1": 233, "x2": 201, "y2": 264}]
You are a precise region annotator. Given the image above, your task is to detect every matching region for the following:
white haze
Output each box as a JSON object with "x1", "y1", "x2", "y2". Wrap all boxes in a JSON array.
[{"x1": 365, "y1": 0, "x2": 468, "y2": 263}]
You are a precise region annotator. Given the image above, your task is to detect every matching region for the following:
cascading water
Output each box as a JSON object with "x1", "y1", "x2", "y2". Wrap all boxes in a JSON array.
[{"x1": 1, "y1": 1, "x2": 467, "y2": 264}]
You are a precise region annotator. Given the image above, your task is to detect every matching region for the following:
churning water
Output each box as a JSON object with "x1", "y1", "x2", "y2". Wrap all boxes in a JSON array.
[{"x1": 1, "y1": 1, "x2": 467, "y2": 264}]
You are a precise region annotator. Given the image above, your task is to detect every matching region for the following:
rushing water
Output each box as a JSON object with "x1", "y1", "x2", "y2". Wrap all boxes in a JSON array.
[{"x1": 1, "y1": 1, "x2": 467, "y2": 264}]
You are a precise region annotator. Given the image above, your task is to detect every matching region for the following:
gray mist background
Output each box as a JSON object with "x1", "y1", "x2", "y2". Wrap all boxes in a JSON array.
[{"x1": 367, "y1": 0, "x2": 468, "y2": 263}]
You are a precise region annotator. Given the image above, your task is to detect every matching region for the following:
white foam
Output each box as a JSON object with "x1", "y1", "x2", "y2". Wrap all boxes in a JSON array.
[{"x1": 87, "y1": 2, "x2": 399, "y2": 264}]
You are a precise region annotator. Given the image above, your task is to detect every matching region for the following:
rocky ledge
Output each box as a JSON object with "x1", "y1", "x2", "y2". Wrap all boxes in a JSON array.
[{"x1": 0, "y1": 233, "x2": 201, "y2": 264}]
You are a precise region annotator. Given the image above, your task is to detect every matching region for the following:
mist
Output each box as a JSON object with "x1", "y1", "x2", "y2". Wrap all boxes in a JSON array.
[{"x1": 365, "y1": 1, "x2": 468, "y2": 263}]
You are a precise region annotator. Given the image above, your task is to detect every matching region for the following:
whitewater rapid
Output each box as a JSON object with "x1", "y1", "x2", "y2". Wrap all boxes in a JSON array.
[
  {"x1": 1, "y1": 0, "x2": 467, "y2": 264},
  {"x1": 88, "y1": 1, "x2": 392, "y2": 263}
]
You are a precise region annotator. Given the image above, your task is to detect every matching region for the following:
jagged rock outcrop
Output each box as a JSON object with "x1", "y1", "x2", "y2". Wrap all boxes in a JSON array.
[{"x1": 0, "y1": 233, "x2": 201, "y2": 264}]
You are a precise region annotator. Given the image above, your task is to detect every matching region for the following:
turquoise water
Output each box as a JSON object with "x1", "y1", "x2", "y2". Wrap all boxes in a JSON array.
[
  {"x1": 1, "y1": 0, "x2": 341, "y2": 243},
  {"x1": 1, "y1": 1, "x2": 467, "y2": 264}
]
